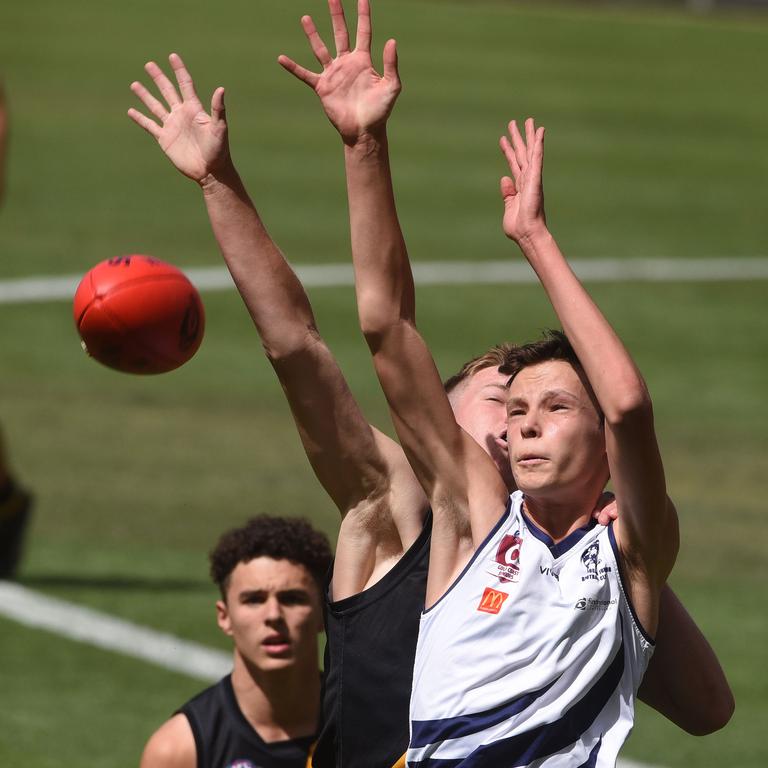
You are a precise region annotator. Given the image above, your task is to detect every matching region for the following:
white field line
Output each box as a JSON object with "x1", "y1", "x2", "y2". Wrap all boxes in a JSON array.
[
  {"x1": 0, "y1": 581, "x2": 662, "y2": 768},
  {"x1": 0, "y1": 580, "x2": 230, "y2": 682},
  {"x1": 1, "y1": 257, "x2": 767, "y2": 305}
]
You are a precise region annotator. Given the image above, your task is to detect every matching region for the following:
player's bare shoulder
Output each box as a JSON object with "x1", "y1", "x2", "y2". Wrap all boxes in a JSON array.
[{"x1": 139, "y1": 713, "x2": 197, "y2": 768}]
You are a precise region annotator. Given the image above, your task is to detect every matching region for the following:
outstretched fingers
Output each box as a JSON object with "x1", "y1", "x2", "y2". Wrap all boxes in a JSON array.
[
  {"x1": 328, "y1": 0, "x2": 350, "y2": 55},
  {"x1": 499, "y1": 134, "x2": 522, "y2": 182},
  {"x1": 277, "y1": 54, "x2": 320, "y2": 89},
  {"x1": 524, "y1": 117, "x2": 536, "y2": 164},
  {"x1": 144, "y1": 60, "x2": 181, "y2": 109},
  {"x1": 301, "y1": 15, "x2": 333, "y2": 67},
  {"x1": 130, "y1": 80, "x2": 168, "y2": 121},
  {"x1": 355, "y1": 0, "x2": 372, "y2": 52},
  {"x1": 168, "y1": 53, "x2": 200, "y2": 103},
  {"x1": 508, "y1": 119, "x2": 528, "y2": 173},
  {"x1": 126, "y1": 106, "x2": 162, "y2": 140},
  {"x1": 528, "y1": 125, "x2": 546, "y2": 186}
]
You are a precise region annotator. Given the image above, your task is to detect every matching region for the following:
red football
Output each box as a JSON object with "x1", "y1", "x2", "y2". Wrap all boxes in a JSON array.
[{"x1": 73, "y1": 255, "x2": 205, "y2": 374}]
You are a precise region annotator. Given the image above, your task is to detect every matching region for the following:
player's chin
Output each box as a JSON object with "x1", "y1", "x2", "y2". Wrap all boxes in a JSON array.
[
  {"x1": 257, "y1": 651, "x2": 296, "y2": 670},
  {"x1": 512, "y1": 467, "x2": 553, "y2": 494}
]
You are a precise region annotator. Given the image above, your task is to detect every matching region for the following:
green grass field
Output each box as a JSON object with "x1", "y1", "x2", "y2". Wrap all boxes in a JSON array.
[{"x1": 1, "y1": 1, "x2": 767, "y2": 766}]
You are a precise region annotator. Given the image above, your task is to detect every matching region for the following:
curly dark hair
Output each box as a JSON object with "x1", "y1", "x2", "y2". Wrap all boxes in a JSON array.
[{"x1": 209, "y1": 515, "x2": 332, "y2": 599}]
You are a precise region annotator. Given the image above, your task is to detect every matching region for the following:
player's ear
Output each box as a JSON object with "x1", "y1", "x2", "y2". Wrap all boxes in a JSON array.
[{"x1": 216, "y1": 599, "x2": 233, "y2": 636}]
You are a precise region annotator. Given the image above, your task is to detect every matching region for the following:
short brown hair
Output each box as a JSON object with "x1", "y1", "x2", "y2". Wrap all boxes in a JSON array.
[
  {"x1": 499, "y1": 329, "x2": 580, "y2": 383},
  {"x1": 443, "y1": 342, "x2": 520, "y2": 395},
  {"x1": 500, "y1": 330, "x2": 603, "y2": 419},
  {"x1": 209, "y1": 515, "x2": 332, "y2": 599}
]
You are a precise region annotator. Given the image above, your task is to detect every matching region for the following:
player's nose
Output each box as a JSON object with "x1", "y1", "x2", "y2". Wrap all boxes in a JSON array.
[
  {"x1": 520, "y1": 413, "x2": 540, "y2": 438},
  {"x1": 263, "y1": 595, "x2": 283, "y2": 621}
]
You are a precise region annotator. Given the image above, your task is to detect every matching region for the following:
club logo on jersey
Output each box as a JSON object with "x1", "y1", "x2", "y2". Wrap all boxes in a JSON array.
[
  {"x1": 488, "y1": 532, "x2": 523, "y2": 583},
  {"x1": 477, "y1": 587, "x2": 509, "y2": 615},
  {"x1": 226, "y1": 761, "x2": 259, "y2": 768},
  {"x1": 580, "y1": 541, "x2": 612, "y2": 582}
]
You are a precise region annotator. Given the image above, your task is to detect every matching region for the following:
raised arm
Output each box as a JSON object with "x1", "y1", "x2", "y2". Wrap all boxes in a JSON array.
[
  {"x1": 280, "y1": 1, "x2": 508, "y2": 597},
  {"x1": 499, "y1": 119, "x2": 677, "y2": 635},
  {"x1": 127, "y1": 54, "x2": 426, "y2": 595}
]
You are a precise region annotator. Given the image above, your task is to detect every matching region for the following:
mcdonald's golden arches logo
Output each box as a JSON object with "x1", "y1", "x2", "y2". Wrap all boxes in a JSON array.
[{"x1": 477, "y1": 587, "x2": 509, "y2": 615}]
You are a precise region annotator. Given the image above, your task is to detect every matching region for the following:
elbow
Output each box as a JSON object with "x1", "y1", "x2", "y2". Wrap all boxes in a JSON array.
[
  {"x1": 262, "y1": 325, "x2": 322, "y2": 363},
  {"x1": 603, "y1": 382, "x2": 653, "y2": 428},
  {"x1": 685, "y1": 692, "x2": 735, "y2": 736},
  {"x1": 357, "y1": 286, "x2": 415, "y2": 349},
  {"x1": 360, "y1": 315, "x2": 408, "y2": 356}
]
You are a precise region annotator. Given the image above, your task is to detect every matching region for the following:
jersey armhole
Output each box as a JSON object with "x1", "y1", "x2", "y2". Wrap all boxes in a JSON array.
[
  {"x1": 423, "y1": 495, "x2": 514, "y2": 615},
  {"x1": 175, "y1": 709, "x2": 203, "y2": 768},
  {"x1": 607, "y1": 522, "x2": 655, "y2": 648}
]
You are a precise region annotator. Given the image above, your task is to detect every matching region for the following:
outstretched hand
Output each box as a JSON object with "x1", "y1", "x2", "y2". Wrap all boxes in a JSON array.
[
  {"x1": 278, "y1": 0, "x2": 401, "y2": 145},
  {"x1": 128, "y1": 53, "x2": 230, "y2": 183},
  {"x1": 499, "y1": 118, "x2": 547, "y2": 244}
]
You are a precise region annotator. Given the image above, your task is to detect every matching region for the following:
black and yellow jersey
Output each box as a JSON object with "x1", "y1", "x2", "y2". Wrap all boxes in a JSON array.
[
  {"x1": 313, "y1": 514, "x2": 432, "y2": 768},
  {"x1": 179, "y1": 674, "x2": 315, "y2": 768}
]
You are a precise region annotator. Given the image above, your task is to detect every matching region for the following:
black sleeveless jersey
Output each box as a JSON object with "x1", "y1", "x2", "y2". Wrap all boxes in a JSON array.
[
  {"x1": 312, "y1": 513, "x2": 432, "y2": 768},
  {"x1": 178, "y1": 675, "x2": 315, "y2": 768}
]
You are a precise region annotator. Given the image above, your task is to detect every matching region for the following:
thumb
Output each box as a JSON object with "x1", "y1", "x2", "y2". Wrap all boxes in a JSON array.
[
  {"x1": 500, "y1": 176, "x2": 517, "y2": 204},
  {"x1": 383, "y1": 39, "x2": 400, "y2": 86},
  {"x1": 211, "y1": 87, "x2": 226, "y2": 124}
]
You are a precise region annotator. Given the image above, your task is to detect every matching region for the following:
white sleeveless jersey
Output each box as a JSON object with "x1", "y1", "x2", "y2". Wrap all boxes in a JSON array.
[{"x1": 408, "y1": 491, "x2": 654, "y2": 768}]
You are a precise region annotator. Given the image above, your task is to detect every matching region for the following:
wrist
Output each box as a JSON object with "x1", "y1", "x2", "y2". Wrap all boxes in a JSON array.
[
  {"x1": 515, "y1": 223, "x2": 552, "y2": 252},
  {"x1": 199, "y1": 160, "x2": 240, "y2": 195},
  {"x1": 342, "y1": 127, "x2": 388, "y2": 155}
]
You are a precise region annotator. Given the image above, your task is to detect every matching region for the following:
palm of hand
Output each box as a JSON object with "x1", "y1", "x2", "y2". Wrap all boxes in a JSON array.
[
  {"x1": 159, "y1": 100, "x2": 226, "y2": 181},
  {"x1": 315, "y1": 52, "x2": 397, "y2": 141},
  {"x1": 503, "y1": 172, "x2": 544, "y2": 241}
]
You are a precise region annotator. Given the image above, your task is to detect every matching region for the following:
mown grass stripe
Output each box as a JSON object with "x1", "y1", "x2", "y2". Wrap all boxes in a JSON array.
[
  {"x1": 0, "y1": 581, "x2": 230, "y2": 682},
  {"x1": 0, "y1": 257, "x2": 766, "y2": 305}
]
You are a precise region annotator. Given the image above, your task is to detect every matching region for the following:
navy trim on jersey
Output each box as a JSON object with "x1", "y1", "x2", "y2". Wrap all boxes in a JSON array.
[
  {"x1": 410, "y1": 675, "x2": 558, "y2": 748},
  {"x1": 326, "y1": 509, "x2": 432, "y2": 612},
  {"x1": 576, "y1": 736, "x2": 602, "y2": 768},
  {"x1": 422, "y1": 496, "x2": 513, "y2": 615},
  {"x1": 408, "y1": 641, "x2": 625, "y2": 768},
  {"x1": 521, "y1": 505, "x2": 600, "y2": 559},
  {"x1": 607, "y1": 522, "x2": 655, "y2": 646}
]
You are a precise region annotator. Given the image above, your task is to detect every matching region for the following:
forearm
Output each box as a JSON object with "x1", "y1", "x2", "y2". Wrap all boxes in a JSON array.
[
  {"x1": 200, "y1": 165, "x2": 316, "y2": 358},
  {"x1": 517, "y1": 227, "x2": 649, "y2": 421},
  {"x1": 343, "y1": 132, "x2": 415, "y2": 337},
  {"x1": 516, "y1": 225, "x2": 672, "y2": 574}
]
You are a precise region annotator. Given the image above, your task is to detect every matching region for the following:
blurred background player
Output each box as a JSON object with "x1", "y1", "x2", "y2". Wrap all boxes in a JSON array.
[
  {"x1": 127, "y1": 33, "x2": 732, "y2": 768},
  {"x1": 140, "y1": 515, "x2": 330, "y2": 768},
  {"x1": 0, "y1": 80, "x2": 34, "y2": 580}
]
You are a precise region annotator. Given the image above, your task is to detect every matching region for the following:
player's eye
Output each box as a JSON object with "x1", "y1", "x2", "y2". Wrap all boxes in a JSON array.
[
  {"x1": 279, "y1": 591, "x2": 310, "y2": 606},
  {"x1": 241, "y1": 592, "x2": 267, "y2": 605}
]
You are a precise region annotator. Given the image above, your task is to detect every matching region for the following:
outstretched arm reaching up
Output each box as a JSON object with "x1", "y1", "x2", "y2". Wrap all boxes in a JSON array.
[
  {"x1": 499, "y1": 118, "x2": 677, "y2": 636},
  {"x1": 281, "y1": 0, "x2": 509, "y2": 604},
  {"x1": 127, "y1": 53, "x2": 427, "y2": 598}
]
